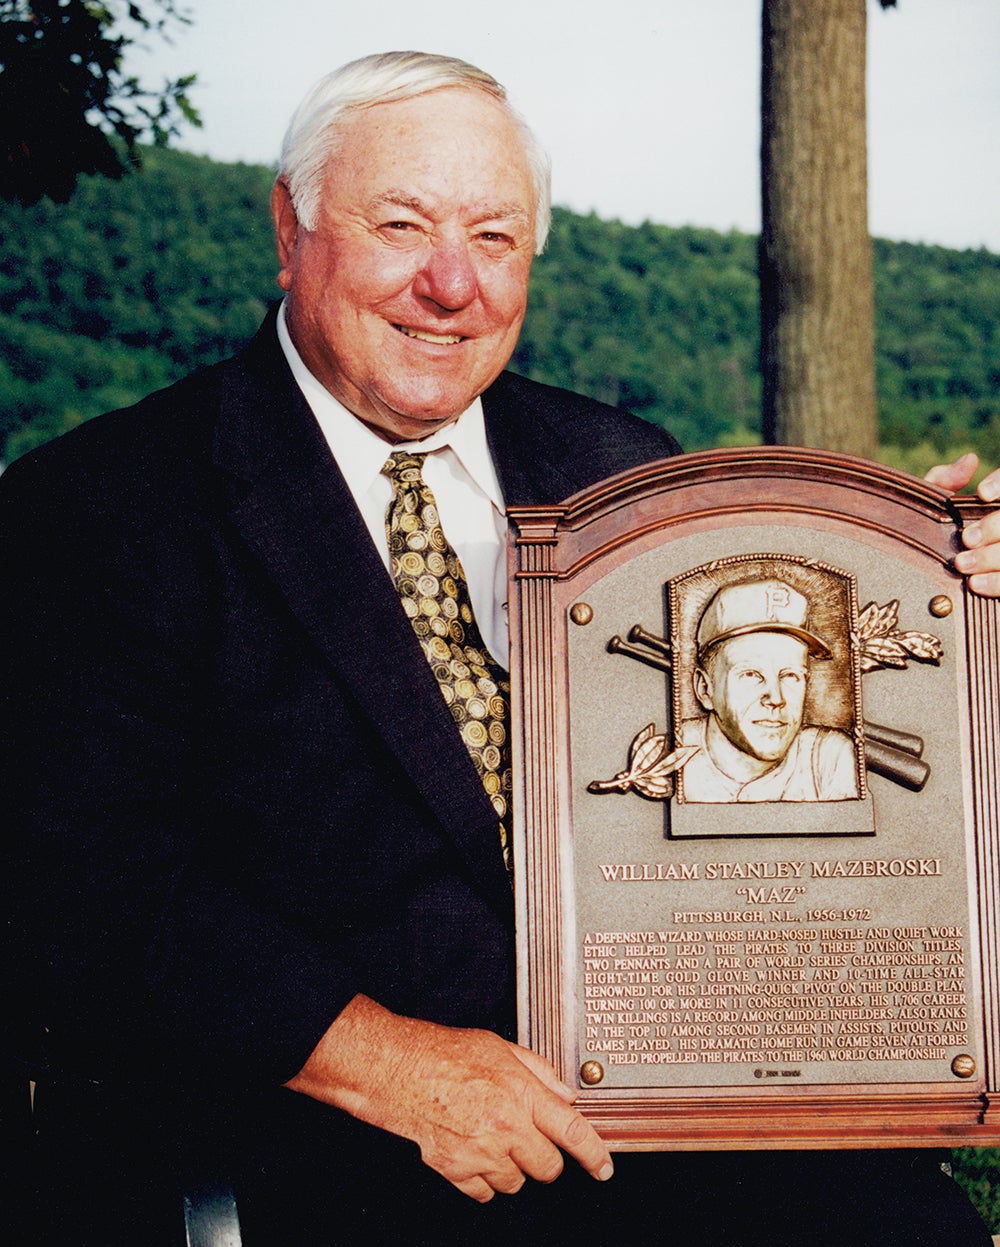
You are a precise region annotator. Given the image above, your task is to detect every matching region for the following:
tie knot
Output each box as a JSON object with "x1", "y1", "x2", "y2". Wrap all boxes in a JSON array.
[{"x1": 381, "y1": 450, "x2": 427, "y2": 485}]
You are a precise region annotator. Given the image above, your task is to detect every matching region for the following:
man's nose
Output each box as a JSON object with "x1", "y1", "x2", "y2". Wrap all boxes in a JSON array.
[
  {"x1": 413, "y1": 240, "x2": 478, "y2": 311},
  {"x1": 761, "y1": 679, "x2": 785, "y2": 707}
]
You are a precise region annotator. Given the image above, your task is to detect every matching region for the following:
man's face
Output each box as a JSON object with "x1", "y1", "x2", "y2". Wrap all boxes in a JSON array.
[
  {"x1": 273, "y1": 87, "x2": 537, "y2": 442},
  {"x1": 696, "y1": 632, "x2": 809, "y2": 763}
]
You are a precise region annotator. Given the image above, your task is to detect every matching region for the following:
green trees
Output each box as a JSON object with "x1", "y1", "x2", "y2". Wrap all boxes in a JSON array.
[
  {"x1": 0, "y1": 150, "x2": 996, "y2": 472},
  {"x1": 875, "y1": 240, "x2": 1000, "y2": 475},
  {"x1": 513, "y1": 212, "x2": 761, "y2": 454},
  {"x1": 0, "y1": 148, "x2": 275, "y2": 458},
  {"x1": 953, "y1": 1149, "x2": 1000, "y2": 1233},
  {"x1": 0, "y1": 0, "x2": 199, "y2": 204}
]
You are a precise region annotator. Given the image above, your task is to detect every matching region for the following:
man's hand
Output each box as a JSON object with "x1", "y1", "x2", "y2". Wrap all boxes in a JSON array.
[
  {"x1": 284, "y1": 994, "x2": 614, "y2": 1203},
  {"x1": 925, "y1": 452, "x2": 1000, "y2": 598}
]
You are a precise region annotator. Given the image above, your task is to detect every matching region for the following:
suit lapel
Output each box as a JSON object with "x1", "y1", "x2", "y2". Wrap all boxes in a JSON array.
[
  {"x1": 482, "y1": 372, "x2": 595, "y2": 506},
  {"x1": 212, "y1": 322, "x2": 512, "y2": 908}
]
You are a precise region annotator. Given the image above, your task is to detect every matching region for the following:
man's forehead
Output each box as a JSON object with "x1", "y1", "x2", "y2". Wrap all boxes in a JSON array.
[
  {"x1": 334, "y1": 86, "x2": 521, "y2": 155},
  {"x1": 320, "y1": 90, "x2": 536, "y2": 217},
  {"x1": 718, "y1": 632, "x2": 809, "y2": 666}
]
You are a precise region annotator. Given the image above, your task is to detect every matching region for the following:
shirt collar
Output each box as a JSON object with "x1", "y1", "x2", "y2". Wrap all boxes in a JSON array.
[{"x1": 276, "y1": 301, "x2": 504, "y2": 512}]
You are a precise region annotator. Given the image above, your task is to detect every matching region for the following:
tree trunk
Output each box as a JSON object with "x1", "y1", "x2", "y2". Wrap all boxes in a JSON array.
[{"x1": 760, "y1": 0, "x2": 877, "y2": 456}]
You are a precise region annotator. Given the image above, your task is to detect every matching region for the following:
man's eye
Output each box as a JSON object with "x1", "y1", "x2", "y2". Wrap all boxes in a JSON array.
[
  {"x1": 376, "y1": 221, "x2": 426, "y2": 246},
  {"x1": 478, "y1": 231, "x2": 514, "y2": 250}
]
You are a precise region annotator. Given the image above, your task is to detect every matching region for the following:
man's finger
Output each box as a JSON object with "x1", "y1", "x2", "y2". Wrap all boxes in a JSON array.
[
  {"x1": 976, "y1": 468, "x2": 1000, "y2": 503},
  {"x1": 453, "y1": 1174, "x2": 497, "y2": 1204},
  {"x1": 957, "y1": 509, "x2": 1000, "y2": 558},
  {"x1": 924, "y1": 451, "x2": 979, "y2": 493},
  {"x1": 507, "y1": 1128, "x2": 566, "y2": 1186},
  {"x1": 482, "y1": 1156, "x2": 529, "y2": 1195},
  {"x1": 454, "y1": 1136, "x2": 561, "y2": 1197},
  {"x1": 530, "y1": 1091, "x2": 614, "y2": 1183},
  {"x1": 504, "y1": 1039, "x2": 614, "y2": 1182},
  {"x1": 965, "y1": 571, "x2": 1000, "y2": 597}
]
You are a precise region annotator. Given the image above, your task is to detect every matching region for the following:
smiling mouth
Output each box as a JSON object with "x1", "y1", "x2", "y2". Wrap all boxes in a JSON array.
[{"x1": 396, "y1": 325, "x2": 465, "y2": 346}]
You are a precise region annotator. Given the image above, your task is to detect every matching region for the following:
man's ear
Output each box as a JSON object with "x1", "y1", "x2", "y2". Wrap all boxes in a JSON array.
[
  {"x1": 272, "y1": 179, "x2": 300, "y2": 293},
  {"x1": 693, "y1": 667, "x2": 714, "y2": 712}
]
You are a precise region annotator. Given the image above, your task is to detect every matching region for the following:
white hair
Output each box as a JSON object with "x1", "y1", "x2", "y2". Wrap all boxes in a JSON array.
[{"x1": 278, "y1": 51, "x2": 552, "y2": 254}]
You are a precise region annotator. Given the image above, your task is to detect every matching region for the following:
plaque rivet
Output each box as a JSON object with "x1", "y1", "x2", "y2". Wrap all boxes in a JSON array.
[
  {"x1": 929, "y1": 595, "x2": 953, "y2": 618},
  {"x1": 580, "y1": 1060, "x2": 604, "y2": 1085},
  {"x1": 951, "y1": 1054, "x2": 976, "y2": 1079},
  {"x1": 570, "y1": 602, "x2": 594, "y2": 626}
]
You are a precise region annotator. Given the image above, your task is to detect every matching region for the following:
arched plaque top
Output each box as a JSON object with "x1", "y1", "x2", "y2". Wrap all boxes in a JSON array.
[{"x1": 509, "y1": 446, "x2": 984, "y2": 580}]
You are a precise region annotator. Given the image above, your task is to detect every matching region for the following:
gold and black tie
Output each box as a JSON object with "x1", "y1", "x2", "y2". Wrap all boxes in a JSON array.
[{"x1": 382, "y1": 451, "x2": 513, "y2": 875}]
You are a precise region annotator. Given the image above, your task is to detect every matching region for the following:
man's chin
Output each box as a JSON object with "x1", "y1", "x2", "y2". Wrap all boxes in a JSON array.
[
  {"x1": 738, "y1": 728, "x2": 793, "y2": 763},
  {"x1": 358, "y1": 400, "x2": 466, "y2": 444},
  {"x1": 743, "y1": 731, "x2": 794, "y2": 763}
]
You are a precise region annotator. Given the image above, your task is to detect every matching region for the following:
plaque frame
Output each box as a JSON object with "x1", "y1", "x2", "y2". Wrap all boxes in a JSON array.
[{"x1": 509, "y1": 447, "x2": 1000, "y2": 1150}]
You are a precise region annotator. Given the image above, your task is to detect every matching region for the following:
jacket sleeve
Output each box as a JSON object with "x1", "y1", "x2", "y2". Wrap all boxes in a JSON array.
[{"x1": 0, "y1": 435, "x2": 362, "y2": 1092}]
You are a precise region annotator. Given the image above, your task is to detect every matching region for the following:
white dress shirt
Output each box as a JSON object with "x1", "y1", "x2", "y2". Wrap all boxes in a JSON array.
[{"x1": 276, "y1": 304, "x2": 510, "y2": 664}]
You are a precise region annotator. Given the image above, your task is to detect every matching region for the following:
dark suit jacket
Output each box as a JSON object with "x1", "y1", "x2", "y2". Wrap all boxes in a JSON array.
[
  {"x1": 0, "y1": 312, "x2": 681, "y2": 1231},
  {"x1": 1, "y1": 316, "x2": 986, "y2": 1245}
]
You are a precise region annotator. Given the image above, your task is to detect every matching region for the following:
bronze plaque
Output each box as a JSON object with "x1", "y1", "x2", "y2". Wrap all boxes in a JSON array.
[{"x1": 509, "y1": 447, "x2": 1000, "y2": 1149}]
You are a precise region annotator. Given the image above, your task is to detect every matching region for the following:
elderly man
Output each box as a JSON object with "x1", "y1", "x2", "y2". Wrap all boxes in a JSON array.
[
  {"x1": 681, "y1": 578, "x2": 859, "y2": 802},
  {"x1": 2, "y1": 51, "x2": 996, "y2": 1246}
]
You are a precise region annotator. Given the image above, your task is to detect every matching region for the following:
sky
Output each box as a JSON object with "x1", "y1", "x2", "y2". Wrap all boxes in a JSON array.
[{"x1": 128, "y1": 0, "x2": 1000, "y2": 252}]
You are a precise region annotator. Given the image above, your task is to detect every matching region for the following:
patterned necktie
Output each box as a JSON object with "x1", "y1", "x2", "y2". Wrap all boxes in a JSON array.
[{"x1": 382, "y1": 451, "x2": 513, "y2": 876}]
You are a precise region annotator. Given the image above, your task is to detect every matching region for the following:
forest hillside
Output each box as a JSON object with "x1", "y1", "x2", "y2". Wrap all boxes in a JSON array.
[{"x1": 1, "y1": 147, "x2": 998, "y2": 472}]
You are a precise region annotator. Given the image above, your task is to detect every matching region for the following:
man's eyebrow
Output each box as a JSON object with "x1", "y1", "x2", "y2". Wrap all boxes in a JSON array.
[
  {"x1": 368, "y1": 191, "x2": 426, "y2": 215},
  {"x1": 470, "y1": 201, "x2": 532, "y2": 226},
  {"x1": 367, "y1": 191, "x2": 532, "y2": 227}
]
